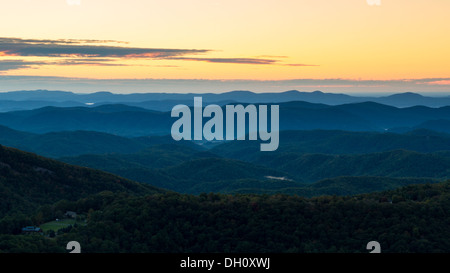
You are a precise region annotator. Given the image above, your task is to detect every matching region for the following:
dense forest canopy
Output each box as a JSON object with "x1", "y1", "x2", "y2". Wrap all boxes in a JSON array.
[{"x1": 1, "y1": 181, "x2": 449, "y2": 253}]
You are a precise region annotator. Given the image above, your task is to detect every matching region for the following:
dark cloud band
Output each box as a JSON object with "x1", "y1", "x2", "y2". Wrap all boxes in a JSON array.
[
  {"x1": 0, "y1": 60, "x2": 47, "y2": 71},
  {"x1": 0, "y1": 37, "x2": 209, "y2": 58},
  {"x1": 170, "y1": 57, "x2": 318, "y2": 66}
]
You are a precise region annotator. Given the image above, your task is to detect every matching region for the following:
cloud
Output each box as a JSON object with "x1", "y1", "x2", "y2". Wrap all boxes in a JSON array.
[
  {"x1": 53, "y1": 59, "x2": 129, "y2": 67},
  {"x1": 0, "y1": 37, "x2": 129, "y2": 45},
  {"x1": 0, "y1": 37, "x2": 318, "y2": 70},
  {"x1": 0, "y1": 60, "x2": 47, "y2": 71},
  {"x1": 0, "y1": 37, "x2": 209, "y2": 59},
  {"x1": 414, "y1": 79, "x2": 450, "y2": 86},
  {"x1": 170, "y1": 57, "x2": 278, "y2": 65},
  {"x1": 427, "y1": 80, "x2": 450, "y2": 85},
  {"x1": 170, "y1": 57, "x2": 318, "y2": 66},
  {"x1": 0, "y1": 59, "x2": 128, "y2": 72}
]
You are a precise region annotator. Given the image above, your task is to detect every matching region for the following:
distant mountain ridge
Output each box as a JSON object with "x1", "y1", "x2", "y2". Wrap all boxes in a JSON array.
[
  {"x1": 1, "y1": 90, "x2": 450, "y2": 111},
  {"x1": 1, "y1": 99, "x2": 450, "y2": 136},
  {"x1": 0, "y1": 104, "x2": 172, "y2": 136},
  {"x1": 211, "y1": 130, "x2": 450, "y2": 160},
  {"x1": 0, "y1": 125, "x2": 197, "y2": 158}
]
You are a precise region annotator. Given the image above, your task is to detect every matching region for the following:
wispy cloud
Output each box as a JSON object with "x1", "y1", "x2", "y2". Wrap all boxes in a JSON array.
[
  {"x1": 414, "y1": 79, "x2": 450, "y2": 86},
  {"x1": 0, "y1": 37, "x2": 208, "y2": 59},
  {"x1": 0, "y1": 60, "x2": 47, "y2": 71},
  {"x1": 170, "y1": 57, "x2": 278, "y2": 65},
  {"x1": 0, "y1": 37, "x2": 129, "y2": 45},
  {"x1": 0, "y1": 37, "x2": 317, "y2": 70},
  {"x1": 170, "y1": 57, "x2": 318, "y2": 66},
  {"x1": 52, "y1": 59, "x2": 129, "y2": 67},
  {"x1": 0, "y1": 59, "x2": 128, "y2": 72}
]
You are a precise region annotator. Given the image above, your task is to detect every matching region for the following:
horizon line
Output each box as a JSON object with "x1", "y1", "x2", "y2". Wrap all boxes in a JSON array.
[
  {"x1": 1, "y1": 88, "x2": 450, "y2": 98},
  {"x1": 1, "y1": 75, "x2": 450, "y2": 96}
]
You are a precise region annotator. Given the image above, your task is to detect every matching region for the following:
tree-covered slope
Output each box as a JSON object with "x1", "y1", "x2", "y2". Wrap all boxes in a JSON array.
[
  {"x1": 0, "y1": 145, "x2": 164, "y2": 218},
  {"x1": 40, "y1": 181, "x2": 450, "y2": 253},
  {"x1": 211, "y1": 130, "x2": 450, "y2": 161},
  {"x1": 252, "y1": 149, "x2": 450, "y2": 182}
]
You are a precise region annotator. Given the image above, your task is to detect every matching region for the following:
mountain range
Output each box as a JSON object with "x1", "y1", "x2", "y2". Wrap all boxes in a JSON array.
[
  {"x1": 1, "y1": 90, "x2": 450, "y2": 112},
  {"x1": 1, "y1": 100, "x2": 450, "y2": 136},
  {"x1": 1, "y1": 89, "x2": 450, "y2": 253},
  {"x1": 0, "y1": 125, "x2": 195, "y2": 158}
]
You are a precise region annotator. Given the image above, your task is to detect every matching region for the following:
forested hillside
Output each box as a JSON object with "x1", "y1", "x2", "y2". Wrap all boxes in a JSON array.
[
  {"x1": 3, "y1": 181, "x2": 447, "y2": 253},
  {"x1": 211, "y1": 130, "x2": 450, "y2": 160},
  {"x1": 0, "y1": 145, "x2": 163, "y2": 219}
]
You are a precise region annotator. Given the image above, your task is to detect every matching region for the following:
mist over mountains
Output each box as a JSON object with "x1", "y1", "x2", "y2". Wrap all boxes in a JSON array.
[
  {"x1": 1, "y1": 94, "x2": 450, "y2": 135},
  {"x1": 1, "y1": 89, "x2": 450, "y2": 112}
]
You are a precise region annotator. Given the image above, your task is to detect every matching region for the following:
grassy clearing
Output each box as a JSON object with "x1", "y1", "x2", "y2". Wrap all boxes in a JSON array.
[{"x1": 39, "y1": 219, "x2": 79, "y2": 232}]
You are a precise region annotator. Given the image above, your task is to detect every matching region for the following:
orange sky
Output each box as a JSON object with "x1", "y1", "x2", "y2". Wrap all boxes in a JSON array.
[{"x1": 0, "y1": 0, "x2": 449, "y2": 93}]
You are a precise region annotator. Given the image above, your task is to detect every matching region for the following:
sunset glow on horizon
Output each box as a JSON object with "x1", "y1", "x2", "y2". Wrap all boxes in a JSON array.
[{"x1": 1, "y1": 0, "x2": 449, "y2": 93}]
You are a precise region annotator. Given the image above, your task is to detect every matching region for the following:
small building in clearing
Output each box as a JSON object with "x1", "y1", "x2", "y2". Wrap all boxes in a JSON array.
[
  {"x1": 65, "y1": 211, "x2": 77, "y2": 219},
  {"x1": 22, "y1": 226, "x2": 42, "y2": 233}
]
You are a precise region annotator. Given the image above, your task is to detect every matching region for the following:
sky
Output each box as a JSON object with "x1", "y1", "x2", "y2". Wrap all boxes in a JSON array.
[{"x1": 0, "y1": 0, "x2": 449, "y2": 94}]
